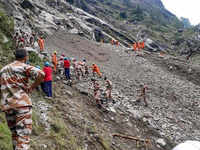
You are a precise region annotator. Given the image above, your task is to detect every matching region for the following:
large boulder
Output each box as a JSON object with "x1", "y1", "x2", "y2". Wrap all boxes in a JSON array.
[
  {"x1": 20, "y1": 0, "x2": 35, "y2": 10},
  {"x1": 145, "y1": 38, "x2": 164, "y2": 51}
]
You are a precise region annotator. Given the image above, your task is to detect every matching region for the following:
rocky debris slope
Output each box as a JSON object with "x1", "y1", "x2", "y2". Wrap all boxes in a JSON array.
[
  {"x1": 45, "y1": 30, "x2": 200, "y2": 148},
  {"x1": 98, "y1": 43, "x2": 200, "y2": 144}
]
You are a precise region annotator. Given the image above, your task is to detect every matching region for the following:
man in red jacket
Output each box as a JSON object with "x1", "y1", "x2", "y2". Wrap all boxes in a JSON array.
[
  {"x1": 64, "y1": 57, "x2": 71, "y2": 80},
  {"x1": 43, "y1": 61, "x2": 53, "y2": 99}
]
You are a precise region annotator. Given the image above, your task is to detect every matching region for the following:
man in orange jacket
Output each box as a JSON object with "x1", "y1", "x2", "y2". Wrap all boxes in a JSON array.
[
  {"x1": 137, "y1": 42, "x2": 142, "y2": 51},
  {"x1": 92, "y1": 64, "x2": 102, "y2": 78},
  {"x1": 133, "y1": 43, "x2": 137, "y2": 51},
  {"x1": 38, "y1": 36, "x2": 45, "y2": 52},
  {"x1": 52, "y1": 51, "x2": 58, "y2": 73},
  {"x1": 141, "y1": 41, "x2": 145, "y2": 49}
]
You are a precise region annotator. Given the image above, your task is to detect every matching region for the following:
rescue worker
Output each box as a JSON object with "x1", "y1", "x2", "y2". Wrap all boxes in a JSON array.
[
  {"x1": 137, "y1": 42, "x2": 141, "y2": 51},
  {"x1": 90, "y1": 78, "x2": 101, "y2": 108},
  {"x1": 64, "y1": 57, "x2": 71, "y2": 80},
  {"x1": 29, "y1": 33, "x2": 35, "y2": 47},
  {"x1": 52, "y1": 51, "x2": 58, "y2": 73},
  {"x1": 141, "y1": 41, "x2": 145, "y2": 49},
  {"x1": 92, "y1": 64, "x2": 102, "y2": 78},
  {"x1": 13, "y1": 32, "x2": 20, "y2": 48},
  {"x1": 104, "y1": 76, "x2": 114, "y2": 103},
  {"x1": 35, "y1": 65, "x2": 45, "y2": 93},
  {"x1": 133, "y1": 43, "x2": 137, "y2": 51},
  {"x1": 38, "y1": 36, "x2": 45, "y2": 52},
  {"x1": 0, "y1": 49, "x2": 45, "y2": 150},
  {"x1": 72, "y1": 58, "x2": 81, "y2": 80},
  {"x1": 116, "y1": 40, "x2": 119, "y2": 46},
  {"x1": 137, "y1": 84, "x2": 148, "y2": 107},
  {"x1": 60, "y1": 53, "x2": 65, "y2": 60},
  {"x1": 18, "y1": 37, "x2": 25, "y2": 48},
  {"x1": 111, "y1": 39, "x2": 114, "y2": 45},
  {"x1": 43, "y1": 62, "x2": 53, "y2": 99},
  {"x1": 57, "y1": 57, "x2": 64, "y2": 75},
  {"x1": 76, "y1": 62, "x2": 83, "y2": 80},
  {"x1": 78, "y1": 61, "x2": 85, "y2": 77},
  {"x1": 83, "y1": 59, "x2": 89, "y2": 77}
]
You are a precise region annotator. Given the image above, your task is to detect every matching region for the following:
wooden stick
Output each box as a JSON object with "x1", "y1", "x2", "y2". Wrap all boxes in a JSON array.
[
  {"x1": 112, "y1": 133, "x2": 152, "y2": 149},
  {"x1": 113, "y1": 133, "x2": 149, "y2": 142}
]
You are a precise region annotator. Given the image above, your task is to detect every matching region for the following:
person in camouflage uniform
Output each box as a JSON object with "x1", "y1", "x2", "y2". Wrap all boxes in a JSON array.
[
  {"x1": 0, "y1": 49, "x2": 45, "y2": 150},
  {"x1": 90, "y1": 78, "x2": 101, "y2": 108}
]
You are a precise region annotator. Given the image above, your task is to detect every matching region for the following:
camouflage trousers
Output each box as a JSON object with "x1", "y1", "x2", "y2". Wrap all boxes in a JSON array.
[
  {"x1": 94, "y1": 90, "x2": 100, "y2": 104},
  {"x1": 5, "y1": 106, "x2": 32, "y2": 150},
  {"x1": 105, "y1": 88, "x2": 112, "y2": 99}
]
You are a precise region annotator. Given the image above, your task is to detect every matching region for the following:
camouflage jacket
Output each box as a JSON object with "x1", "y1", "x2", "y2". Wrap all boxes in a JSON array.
[{"x1": 0, "y1": 61, "x2": 44, "y2": 111}]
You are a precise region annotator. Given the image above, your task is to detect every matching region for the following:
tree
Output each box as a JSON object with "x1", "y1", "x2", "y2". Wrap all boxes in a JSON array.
[{"x1": 180, "y1": 17, "x2": 192, "y2": 28}]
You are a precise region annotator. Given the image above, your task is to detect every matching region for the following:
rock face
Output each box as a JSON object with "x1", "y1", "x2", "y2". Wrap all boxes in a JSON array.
[
  {"x1": 1, "y1": 0, "x2": 186, "y2": 52},
  {"x1": 2, "y1": 0, "x2": 137, "y2": 47}
]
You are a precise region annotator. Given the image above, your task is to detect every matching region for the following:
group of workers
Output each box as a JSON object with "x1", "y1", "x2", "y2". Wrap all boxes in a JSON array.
[
  {"x1": 50, "y1": 51, "x2": 113, "y2": 107},
  {"x1": 13, "y1": 30, "x2": 45, "y2": 52},
  {"x1": 13, "y1": 30, "x2": 36, "y2": 48},
  {"x1": 111, "y1": 39, "x2": 145, "y2": 52},
  {"x1": 133, "y1": 41, "x2": 145, "y2": 51}
]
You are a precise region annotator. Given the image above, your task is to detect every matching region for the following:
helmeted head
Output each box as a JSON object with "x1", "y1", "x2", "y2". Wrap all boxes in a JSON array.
[
  {"x1": 54, "y1": 51, "x2": 57, "y2": 54},
  {"x1": 62, "y1": 54, "x2": 65, "y2": 57},
  {"x1": 104, "y1": 76, "x2": 107, "y2": 80},
  {"x1": 83, "y1": 59, "x2": 86, "y2": 62},
  {"x1": 64, "y1": 57, "x2": 68, "y2": 60},
  {"x1": 44, "y1": 61, "x2": 50, "y2": 67}
]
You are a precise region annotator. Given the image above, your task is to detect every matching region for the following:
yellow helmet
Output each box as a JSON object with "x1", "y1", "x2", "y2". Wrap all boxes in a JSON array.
[{"x1": 54, "y1": 51, "x2": 57, "y2": 54}]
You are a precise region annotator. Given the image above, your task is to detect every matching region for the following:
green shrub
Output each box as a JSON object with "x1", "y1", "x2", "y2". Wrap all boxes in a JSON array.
[
  {"x1": 0, "y1": 11, "x2": 14, "y2": 37},
  {"x1": 0, "y1": 116, "x2": 13, "y2": 150},
  {"x1": 28, "y1": 51, "x2": 44, "y2": 68}
]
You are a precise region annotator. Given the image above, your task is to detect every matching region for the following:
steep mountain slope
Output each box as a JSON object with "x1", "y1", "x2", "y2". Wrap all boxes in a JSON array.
[
  {"x1": 68, "y1": 0, "x2": 184, "y2": 52},
  {"x1": 69, "y1": 0, "x2": 181, "y2": 27},
  {"x1": 0, "y1": 0, "x2": 200, "y2": 150}
]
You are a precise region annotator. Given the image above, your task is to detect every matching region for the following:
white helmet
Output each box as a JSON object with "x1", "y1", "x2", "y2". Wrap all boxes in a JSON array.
[{"x1": 173, "y1": 141, "x2": 200, "y2": 150}]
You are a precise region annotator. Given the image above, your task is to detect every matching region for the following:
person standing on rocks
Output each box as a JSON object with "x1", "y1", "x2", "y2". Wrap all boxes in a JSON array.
[
  {"x1": 13, "y1": 32, "x2": 20, "y2": 48},
  {"x1": 104, "y1": 76, "x2": 114, "y2": 103},
  {"x1": 0, "y1": 49, "x2": 45, "y2": 150},
  {"x1": 92, "y1": 64, "x2": 102, "y2": 78},
  {"x1": 72, "y1": 58, "x2": 81, "y2": 80},
  {"x1": 137, "y1": 84, "x2": 148, "y2": 107},
  {"x1": 83, "y1": 59, "x2": 89, "y2": 77},
  {"x1": 43, "y1": 62, "x2": 53, "y2": 99},
  {"x1": 78, "y1": 61, "x2": 85, "y2": 78},
  {"x1": 90, "y1": 78, "x2": 101, "y2": 108},
  {"x1": 64, "y1": 57, "x2": 71, "y2": 80},
  {"x1": 52, "y1": 51, "x2": 58, "y2": 73},
  {"x1": 57, "y1": 57, "x2": 64, "y2": 75},
  {"x1": 29, "y1": 33, "x2": 35, "y2": 47},
  {"x1": 38, "y1": 36, "x2": 45, "y2": 52}
]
